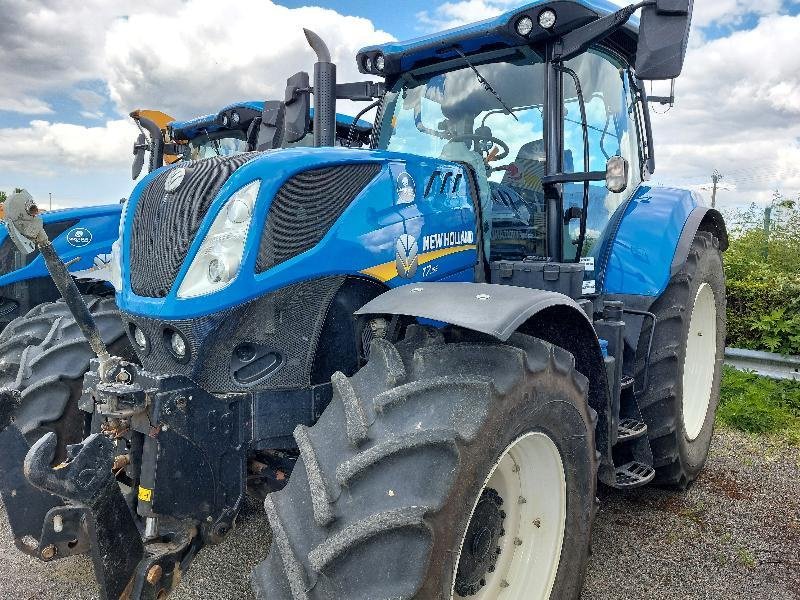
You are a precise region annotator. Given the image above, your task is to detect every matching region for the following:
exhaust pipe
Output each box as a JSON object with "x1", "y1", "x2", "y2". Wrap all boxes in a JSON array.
[{"x1": 303, "y1": 28, "x2": 336, "y2": 147}]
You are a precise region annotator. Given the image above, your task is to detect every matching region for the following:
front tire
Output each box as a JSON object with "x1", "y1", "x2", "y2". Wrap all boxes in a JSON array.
[
  {"x1": 0, "y1": 296, "x2": 131, "y2": 458},
  {"x1": 252, "y1": 325, "x2": 598, "y2": 600},
  {"x1": 635, "y1": 231, "x2": 726, "y2": 487}
]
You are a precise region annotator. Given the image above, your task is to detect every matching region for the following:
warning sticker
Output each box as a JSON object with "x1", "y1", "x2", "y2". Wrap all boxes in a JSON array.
[
  {"x1": 580, "y1": 257, "x2": 595, "y2": 272},
  {"x1": 582, "y1": 280, "x2": 597, "y2": 295},
  {"x1": 138, "y1": 486, "x2": 153, "y2": 502}
]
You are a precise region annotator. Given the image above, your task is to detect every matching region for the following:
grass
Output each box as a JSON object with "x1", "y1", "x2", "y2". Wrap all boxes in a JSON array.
[{"x1": 717, "y1": 366, "x2": 800, "y2": 444}]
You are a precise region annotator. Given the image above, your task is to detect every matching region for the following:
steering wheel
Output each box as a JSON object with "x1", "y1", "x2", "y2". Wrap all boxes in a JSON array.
[{"x1": 450, "y1": 134, "x2": 510, "y2": 161}]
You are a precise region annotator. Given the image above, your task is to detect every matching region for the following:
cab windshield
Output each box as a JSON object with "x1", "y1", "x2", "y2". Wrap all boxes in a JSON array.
[
  {"x1": 185, "y1": 131, "x2": 249, "y2": 160},
  {"x1": 376, "y1": 50, "x2": 546, "y2": 188}
]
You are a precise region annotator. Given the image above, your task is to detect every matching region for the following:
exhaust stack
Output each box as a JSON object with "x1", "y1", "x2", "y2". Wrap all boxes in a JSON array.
[{"x1": 303, "y1": 28, "x2": 336, "y2": 147}]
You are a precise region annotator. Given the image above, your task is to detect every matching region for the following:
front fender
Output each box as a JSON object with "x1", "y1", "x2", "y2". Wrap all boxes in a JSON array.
[{"x1": 355, "y1": 281, "x2": 588, "y2": 341}]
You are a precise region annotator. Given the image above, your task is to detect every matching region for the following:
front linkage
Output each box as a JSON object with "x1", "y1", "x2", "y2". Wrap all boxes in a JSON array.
[
  {"x1": 0, "y1": 191, "x2": 251, "y2": 599},
  {"x1": 1, "y1": 355, "x2": 252, "y2": 599}
]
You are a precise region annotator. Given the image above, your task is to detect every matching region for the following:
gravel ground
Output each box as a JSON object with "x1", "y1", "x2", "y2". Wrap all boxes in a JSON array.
[{"x1": 1, "y1": 427, "x2": 798, "y2": 600}]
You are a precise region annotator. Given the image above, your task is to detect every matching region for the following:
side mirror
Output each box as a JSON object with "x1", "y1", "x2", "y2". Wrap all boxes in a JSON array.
[
  {"x1": 606, "y1": 156, "x2": 629, "y2": 193},
  {"x1": 257, "y1": 101, "x2": 285, "y2": 151},
  {"x1": 635, "y1": 0, "x2": 694, "y2": 80},
  {"x1": 284, "y1": 71, "x2": 311, "y2": 144}
]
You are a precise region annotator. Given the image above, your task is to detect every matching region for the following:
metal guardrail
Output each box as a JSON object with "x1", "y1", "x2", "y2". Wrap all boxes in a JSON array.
[{"x1": 724, "y1": 347, "x2": 800, "y2": 381}]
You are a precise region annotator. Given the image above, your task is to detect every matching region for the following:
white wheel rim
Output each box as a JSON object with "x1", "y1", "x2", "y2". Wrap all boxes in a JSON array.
[
  {"x1": 451, "y1": 432, "x2": 567, "y2": 600},
  {"x1": 682, "y1": 282, "x2": 717, "y2": 441}
]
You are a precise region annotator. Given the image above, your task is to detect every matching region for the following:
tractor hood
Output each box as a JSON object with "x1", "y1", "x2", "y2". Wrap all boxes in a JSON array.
[{"x1": 118, "y1": 147, "x2": 476, "y2": 320}]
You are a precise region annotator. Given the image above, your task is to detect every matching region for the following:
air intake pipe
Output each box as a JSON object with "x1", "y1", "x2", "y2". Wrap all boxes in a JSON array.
[{"x1": 303, "y1": 28, "x2": 336, "y2": 147}]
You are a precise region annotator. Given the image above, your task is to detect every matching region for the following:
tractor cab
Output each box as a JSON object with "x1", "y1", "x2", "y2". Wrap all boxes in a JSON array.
[{"x1": 362, "y1": 0, "x2": 668, "y2": 274}]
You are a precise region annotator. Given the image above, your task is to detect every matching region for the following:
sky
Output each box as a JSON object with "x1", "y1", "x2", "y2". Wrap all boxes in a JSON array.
[{"x1": 1, "y1": 0, "x2": 799, "y2": 212}]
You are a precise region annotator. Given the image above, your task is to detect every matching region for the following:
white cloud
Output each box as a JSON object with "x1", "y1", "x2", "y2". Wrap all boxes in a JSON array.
[
  {"x1": 102, "y1": 0, "x2": 391, "y2": 119},
  {"x1": 0, "y1": 119, "x2": 137, "y2": 174},
  {"x1": 0, "y1": 0, "x2": 392, "y2": 179},
  {"x1": 651, "y1": 13, "x2": 800, "y2": 208}
]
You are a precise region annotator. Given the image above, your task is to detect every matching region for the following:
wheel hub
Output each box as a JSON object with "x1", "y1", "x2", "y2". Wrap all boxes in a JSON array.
[{"x1": 454, "y1": 488, "x2": 505, "y2": 597}]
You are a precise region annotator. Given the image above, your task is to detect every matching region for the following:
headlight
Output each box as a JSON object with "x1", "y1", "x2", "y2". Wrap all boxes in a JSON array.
[
  {"x1": 108, "y1": 198, "x2": 130, "y2": 292},
  {"x1": 176, "y1": 180, "x2": 260, "y2": 299}
]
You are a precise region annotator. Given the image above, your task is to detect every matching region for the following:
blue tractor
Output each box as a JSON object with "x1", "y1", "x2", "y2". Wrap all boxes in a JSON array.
[{"x1": 0, "y1": 2, "x2": 725, "y2": 599}]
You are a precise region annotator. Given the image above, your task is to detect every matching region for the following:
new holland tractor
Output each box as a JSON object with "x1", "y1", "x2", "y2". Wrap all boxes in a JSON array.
[{"x1": 0, "y1": 1, "x2": 726, "y2": 599}]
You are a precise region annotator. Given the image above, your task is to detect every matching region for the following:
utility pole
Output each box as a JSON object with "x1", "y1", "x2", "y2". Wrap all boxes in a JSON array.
[{"x1": 710, "y1": 169, "x2": 723, "y2": 208}]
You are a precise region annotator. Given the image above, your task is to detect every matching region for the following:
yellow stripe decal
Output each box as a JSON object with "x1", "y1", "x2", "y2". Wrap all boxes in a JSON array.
[{"x1": 360, "y1": 244, "x2": 476, "y2": 283}]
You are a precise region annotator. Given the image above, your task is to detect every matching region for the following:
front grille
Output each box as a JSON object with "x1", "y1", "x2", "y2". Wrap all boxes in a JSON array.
[
  {"x1": 129, "y1": 153, "x2": 258, "y2": 298},
  {"x1": 256, "y1": 163, "x2": 381, "y2": 273},
  {"x1": 125, "y1": 276, "x2": 344, "y2": 392}
]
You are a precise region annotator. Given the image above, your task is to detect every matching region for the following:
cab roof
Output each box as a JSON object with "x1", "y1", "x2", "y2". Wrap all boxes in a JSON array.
[
  {"x1": 169, "y1": 102, "x2": 372, "y2": 142},
  {"x1": 358, "y1": 0, "x2": 639, "y2": 77}
]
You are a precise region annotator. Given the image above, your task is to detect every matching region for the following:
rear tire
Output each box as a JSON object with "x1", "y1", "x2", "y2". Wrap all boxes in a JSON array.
[
  {"x1": 0, "y1": 296, "x2": 132, "y2": 458},
  {"x1": 635, "y1": 231, "x2": 726, "y2": 487},
  {"x1": 252, "y1": 325, "x2": 597, "y2": 600}
]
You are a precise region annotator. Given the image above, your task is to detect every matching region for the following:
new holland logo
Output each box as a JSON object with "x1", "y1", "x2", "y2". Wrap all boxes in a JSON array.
[
  {"x1": 422, "y1": 230, "x2": 474, "y2": 252},
  {"x1": 164, "y1": 167, "x2": 187, "y2": 193},
  {"x1": 66, "y1": 227, "x2": 92, "y2": 247},
  {"x1": 395, "y1": 234, "x2": 418, "y2": 279}
]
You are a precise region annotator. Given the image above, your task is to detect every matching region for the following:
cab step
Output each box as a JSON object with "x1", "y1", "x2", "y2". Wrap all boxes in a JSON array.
[
  {"x1": 617, "y1": 418, "x2": 648, "y2": 443},
  {"x1": 621, "y1": 375, "x2": 635, "y2": 390},
  {"x1": 614, "y1": 461, "x2": 655, "y2": 488}
]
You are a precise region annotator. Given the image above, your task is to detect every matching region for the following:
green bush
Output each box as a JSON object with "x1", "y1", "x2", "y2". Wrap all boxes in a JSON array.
[
  {"x1": 724, "y1": 199, "x2": 800, "y2": 355},
  {"x1": 718, "y1": 366, "x2": 800, "y2": 443}
]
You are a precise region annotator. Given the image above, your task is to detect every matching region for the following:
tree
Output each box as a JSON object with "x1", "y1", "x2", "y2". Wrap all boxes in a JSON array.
[{"x1": 0, "y1": 191, "x2": 6, "y2": 204}]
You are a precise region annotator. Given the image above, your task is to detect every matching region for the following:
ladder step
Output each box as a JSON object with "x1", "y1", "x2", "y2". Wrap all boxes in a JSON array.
[
  {"x1": 614, "y1": 461, "x2": 655, "y2": 489},
  {"x1": 617, "y1": 418, "x2": 648, "y2": 443},
  {"x1": 620, "y1": 375, "x2": 635, "y2": 390}
]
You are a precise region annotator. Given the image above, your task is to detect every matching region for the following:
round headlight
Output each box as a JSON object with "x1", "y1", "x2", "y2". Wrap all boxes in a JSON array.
[
  {"x1": 538, "y1": 9, "x2": 557, "y2": 29},
  {"x1": 133, "y1": 326, "x2": 147, "y2": 349},
  {"x1": 226, "y1": 198, "x2": 251, "y2": 224},
  {"x1": 231, "y1": 111, "x2": 240, "y2": 124},
  {"x1": 208, "y1": 258, "x2": 227, "y2": 283},
  {"x1": 365, "y1": 56, "x2": 373, "y2": 72},
  {"x1": 516, "y1": 16, "x2": 534, "y2": 36},
  {"x1": 170, "y1": 332, "x2": 187, "y2": 358},
  {"x1": 375, "y1": 54, "x2": 385, "y2": 71}
]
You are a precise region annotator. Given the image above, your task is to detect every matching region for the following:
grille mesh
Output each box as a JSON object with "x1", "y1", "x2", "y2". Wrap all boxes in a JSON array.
[
  {"x1": 256, "y1": 163, "x2": 381, "y2": 273},
  {"x1": 125, "y1": 277, "x2": 344, "y2": 393},
  {"x1": 129, "y1": 153, "x2": 258, "y2": 298}
]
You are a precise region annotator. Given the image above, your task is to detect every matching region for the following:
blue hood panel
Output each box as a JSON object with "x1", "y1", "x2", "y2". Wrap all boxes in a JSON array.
[{"x1": 119, "y1": 148, "x2": 478, "y2": 320}]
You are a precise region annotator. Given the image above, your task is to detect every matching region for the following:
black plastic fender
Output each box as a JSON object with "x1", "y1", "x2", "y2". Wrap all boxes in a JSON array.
[
  {"x1": 671, "y1": 207, "x2": 728, "y2": 277},
  {"x1": 356, "y1": 282, "x2": 616, "y2": 478},
  {"x1": 356, "y1": 282, "x2": 588, "y2": 342}
]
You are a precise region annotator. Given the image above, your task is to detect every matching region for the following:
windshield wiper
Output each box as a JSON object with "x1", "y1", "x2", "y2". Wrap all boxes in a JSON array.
[{"x1": 453, "y1": 47, "x2": 518, "y2": 122}]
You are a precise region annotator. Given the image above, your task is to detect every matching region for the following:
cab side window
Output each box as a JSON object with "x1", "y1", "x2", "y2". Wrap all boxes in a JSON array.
[{"x1": 562, "y1": 49, "x2": 643, "y2": 261}]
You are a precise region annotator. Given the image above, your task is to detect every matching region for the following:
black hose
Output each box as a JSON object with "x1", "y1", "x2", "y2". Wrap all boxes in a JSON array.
[{"x1": 556, "y1": 65, "x2": 590, "y2": 263}]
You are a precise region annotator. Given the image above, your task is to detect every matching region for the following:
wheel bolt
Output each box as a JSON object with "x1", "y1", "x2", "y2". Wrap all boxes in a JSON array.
[
  {"x1": 514, "y1": 537, "x2": 523, "y2": 546},
  {"x1": 40, "y1": 544, "x2": 57, "y2": 561},
  {"x1": 518, "y1": 496, "x2": 527, "y2": 504},
  {"x1": 500, "y1": 580, "x2": 510, "y2": 588},
  {"x1": 147, "y1": 564, "x2": 163, "y2": 585}
]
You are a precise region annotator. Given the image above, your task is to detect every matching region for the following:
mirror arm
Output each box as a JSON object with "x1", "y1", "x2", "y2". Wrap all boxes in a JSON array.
[
  {"x1": 336, "y1": 81, "x2": 386, "y2": 101},
  {"x1": 553, "y1": 2, "x2": 650, "y2": 62},
  {"x1": 635, "y1": 78, "x2": 657, "y2": 174}
]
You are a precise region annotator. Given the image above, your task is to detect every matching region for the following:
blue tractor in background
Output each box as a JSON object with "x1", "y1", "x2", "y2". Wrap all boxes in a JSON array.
[{"x1": 0, "y1": 2, "x2": 725, "y2": 599}]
